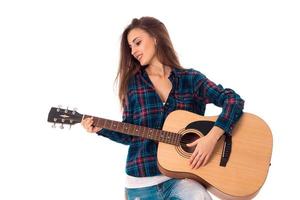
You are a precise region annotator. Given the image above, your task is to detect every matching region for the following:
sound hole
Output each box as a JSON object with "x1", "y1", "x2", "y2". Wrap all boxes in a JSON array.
[{"x1": 180, "y1": 132, "x2": 200, "y2": 153}]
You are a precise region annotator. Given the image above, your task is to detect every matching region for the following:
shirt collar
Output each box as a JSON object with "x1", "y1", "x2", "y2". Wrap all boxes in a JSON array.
[{"x1": 139, "y1": 66, "x2": 179, "y2": 79}]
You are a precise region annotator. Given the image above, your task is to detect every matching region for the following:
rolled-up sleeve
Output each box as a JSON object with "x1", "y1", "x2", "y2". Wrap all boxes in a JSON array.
[{"x1": 193, "y1": 71, "x2": 244, "y2": 134}]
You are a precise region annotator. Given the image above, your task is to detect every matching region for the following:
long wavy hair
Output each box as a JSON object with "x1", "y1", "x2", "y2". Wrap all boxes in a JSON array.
[{"x1": 117, "y1": 17, "x2": 182, "y2": 108}]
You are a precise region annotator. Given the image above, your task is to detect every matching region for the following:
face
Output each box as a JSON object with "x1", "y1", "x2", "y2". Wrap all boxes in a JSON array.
[{"x1": 127, "y1": 28, "x2": 157, "y2": 66}]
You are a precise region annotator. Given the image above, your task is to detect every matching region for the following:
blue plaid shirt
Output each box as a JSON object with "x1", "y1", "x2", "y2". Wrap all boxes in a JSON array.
[{"x1": 98, "y1": 67, "x2": 244, "y2": 177}]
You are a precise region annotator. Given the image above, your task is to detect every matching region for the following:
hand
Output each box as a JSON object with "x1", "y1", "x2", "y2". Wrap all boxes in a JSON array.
[
  {"x1": 81, "y1": 117, "x2": 102, "y2": 133},
  {"x1": 187, "y1": 126, "x2": 224, "y2": 169}
]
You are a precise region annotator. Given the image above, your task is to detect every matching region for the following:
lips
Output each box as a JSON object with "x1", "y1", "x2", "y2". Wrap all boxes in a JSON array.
[
  {"x1": 137, "y1": 55, "x2": 142, "y2": 61},
  {"x1": 134, "y1": 53, "x2": 142, "y2": 61}
]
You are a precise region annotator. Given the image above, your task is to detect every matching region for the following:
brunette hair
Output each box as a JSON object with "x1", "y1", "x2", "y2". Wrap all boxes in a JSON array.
[{"x1": 117, "y1": 16, "x2": 182, "y2": 107}]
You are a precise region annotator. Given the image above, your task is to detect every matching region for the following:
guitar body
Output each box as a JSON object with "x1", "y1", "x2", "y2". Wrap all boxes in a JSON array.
[{"x1": 157, "y1": 110, "x2": 272, "y2": 200}]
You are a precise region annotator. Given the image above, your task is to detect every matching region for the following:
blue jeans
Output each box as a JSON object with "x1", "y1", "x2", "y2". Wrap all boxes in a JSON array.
[{"x1": 125, "y1": 178, "x2": 212, "y2": 200}]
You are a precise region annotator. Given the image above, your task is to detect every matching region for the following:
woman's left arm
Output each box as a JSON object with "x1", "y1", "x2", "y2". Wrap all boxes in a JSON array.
[{"x1": 188, "y1": 70, "x2": 244, "y2": 168}]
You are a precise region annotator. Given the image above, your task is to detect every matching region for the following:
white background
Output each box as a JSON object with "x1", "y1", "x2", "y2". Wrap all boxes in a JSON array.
[{"x1": 0, "y1": 0, "x2": 299, "y2": 199}]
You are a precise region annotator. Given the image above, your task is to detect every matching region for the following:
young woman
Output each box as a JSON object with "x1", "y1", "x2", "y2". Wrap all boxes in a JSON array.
[{"x1": 82, "y1": 17, "x2": 244, "y2": 200}]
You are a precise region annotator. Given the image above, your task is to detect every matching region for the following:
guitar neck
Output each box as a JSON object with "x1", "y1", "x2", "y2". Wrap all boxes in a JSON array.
[{"x1": 83, "y1": 115, "x2": 181, "y2": 145}]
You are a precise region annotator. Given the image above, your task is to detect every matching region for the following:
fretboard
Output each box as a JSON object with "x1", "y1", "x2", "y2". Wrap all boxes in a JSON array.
[{"x1": 83, "y1": 115, "x2": 181, "y2": 145}]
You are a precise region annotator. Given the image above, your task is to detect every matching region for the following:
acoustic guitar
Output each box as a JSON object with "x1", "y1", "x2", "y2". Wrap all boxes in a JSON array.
[{"x1": 48, "y1": 107, "x2": 272, "y2": 200}]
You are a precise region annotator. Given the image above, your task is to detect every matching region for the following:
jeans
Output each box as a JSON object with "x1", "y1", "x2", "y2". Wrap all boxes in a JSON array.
[{"x1": 125, "y1": 178, "x2": 212, "y2": 200}]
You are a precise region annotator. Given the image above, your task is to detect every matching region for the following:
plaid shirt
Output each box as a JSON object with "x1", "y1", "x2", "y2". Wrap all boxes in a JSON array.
[{"x1": 98, "y1": 67, "x2": 244, "y2": 177}]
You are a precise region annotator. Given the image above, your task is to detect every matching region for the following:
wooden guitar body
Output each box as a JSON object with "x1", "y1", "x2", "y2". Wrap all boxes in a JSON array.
[{"x1": 158, "y1": 110, "x2": 272, "y2": 200}]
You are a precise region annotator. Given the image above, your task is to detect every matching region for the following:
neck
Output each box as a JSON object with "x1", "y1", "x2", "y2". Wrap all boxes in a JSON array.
[{"x1": 146, "y1": 64, "x2": 170, "y2": 78}]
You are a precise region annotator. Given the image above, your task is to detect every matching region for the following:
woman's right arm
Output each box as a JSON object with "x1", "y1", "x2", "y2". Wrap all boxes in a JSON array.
[{"x1": 81, "y1": 95, "x2": 137, "y2": 145}]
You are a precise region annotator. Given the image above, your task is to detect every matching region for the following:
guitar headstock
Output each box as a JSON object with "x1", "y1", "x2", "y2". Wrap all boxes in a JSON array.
[{"x1": 48, "y1": 106, "x2": 83, "y2": 129}]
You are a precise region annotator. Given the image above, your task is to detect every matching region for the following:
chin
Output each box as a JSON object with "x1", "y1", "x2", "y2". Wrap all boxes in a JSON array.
[{"x1": 139, "y1": 60, "x2": 149, "y2": 66}]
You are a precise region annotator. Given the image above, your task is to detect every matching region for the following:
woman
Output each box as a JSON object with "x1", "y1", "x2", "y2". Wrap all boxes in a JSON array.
[{"x1": 82, "y1": 17, "x2": 244, "y2": 200}]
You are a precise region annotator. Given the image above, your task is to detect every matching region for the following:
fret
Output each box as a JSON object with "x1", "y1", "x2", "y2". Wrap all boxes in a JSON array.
[
  {"x1": 129, "y1": 124, "x2": 134, "y2": 136},
  {"x1": 165, "y1": 131, "x2": 168, "y2": 143},
  {"x1": 93, "y1": 117, "x2": 99, "y2": 126},
  {"x1": 160, "y1": 130, "x2": 165, "y2": 143},
  {"x1": 117, "y1": 122, "x2": 121, "y2": 131},
  {"x1": 125, "y1": 123, "x2": 130, "y2": 134},
  {"x1": 145, "y1": 127, "x2": 150, "y2": 139},
  {"x1": 167, "y1": 132, "x2": 172, "y2": 144},
  {"x1": 128, "y1": 124, "x2": 134, "y2": 136},
  {"x1": 176, "y1": 133, "x2": 181, "y2": 145},
  {"x1": 146, "y1": 128, "x2": 151, "y2": 140},
  {"x1": 174, "y1": 133, "x2": 180, "y2": 145},
  {"x1": 112, "y1": 121, "x2": 118, "y2": 131},
  {"x1": 156, "y1": 129, "x2": 160, "y2": 142},
  {"x1": 151, "y1": 129, "x2": 155, "y2": 140},
  {"x1": 164, "y1": 131, "x2": 169, "y2": 143},
  {"x1": 170, "y1": 132, "x2": 175, "y2": 145},
  {"x1": 103, "y1": 118, "x2": 107, "y2": 129},
  {"x1": 146, "y1": 127, "x2": 152, "y2": 140},
  {"x1": 116, "y1": 121, "x2": 120, "y2": 131},
  {"x1": 166, "y1": 131, "x2": 170, "y2": 143},
  {"x1": 171, "y1": 132, "x2": 179, "y2": 145},
  {"x1": 173, "y1": 132, "x2": 179, "y2": 145},
  {"x1": 107, "y1": 120, "x2": 112, "y2": 129},
  {"x1": 141, "y1": 126, "x2": 146, "y2": 138},
  {"x1": 148, "y1": 127, "x2": 152, "y2": 139},
  {"x1": 169, "y1": 132, "x2": 172, "y2": 144},
  {"x1": 131, "y1": 124, "x2": 137, "y2": 136},
  {"x1": 122, "y1": 123, "x2": 127, "y2": 134},
  {"x1": 134, "y1": 125, "x2": 139, "y2": 136},
  {"x1": 152, "y1": 129, "x2": 160, "y2": 141},
  {"x1": 152, "y1": 129, "x2": 157, "y2": 141},
  {"x1": 97, "y1": 118, "x2": 105, "y2": 127}
]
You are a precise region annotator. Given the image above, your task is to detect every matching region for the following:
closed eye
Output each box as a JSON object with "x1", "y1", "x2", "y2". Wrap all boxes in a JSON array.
[{"x1": 135, "y1": 40, "x2": 141, "y2": 46}]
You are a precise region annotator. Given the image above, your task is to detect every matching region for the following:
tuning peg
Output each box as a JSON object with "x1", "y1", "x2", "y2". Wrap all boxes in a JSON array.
[
  {"x1": 60, "y1": 123, "x2": 64, "y2": 129},
  {"x1": 52, "y1": 118, "x2": 57, "y2": 128},
  {"x1": 65, "y1": 107, "x2": 69, "y2": 113},
  {"x1": 69, "y1": 124, "x2": 72, "y2": 129},
  {"x1": 72, "y1": 107, "x2": 77, "y2": 115},
  {"x1": 52, "y1": 123, "x2": 56, "y2": 128},
  {"x1": 57, "y1": 105, "x2": 62, "y2": 112}
]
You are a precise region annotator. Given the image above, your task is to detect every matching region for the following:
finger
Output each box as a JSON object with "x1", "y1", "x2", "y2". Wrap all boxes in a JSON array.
[
  {"x1": 195, "y1": 154, "x2": 206, "y2": 169},
  {"x1": 87, "y1": 120, "x2": 94, "y2": 128},
  {"x1": 87, "y1": 125, "x2": 94, "y2": 133},
  {"x1": 186, "y1": 140, "x2": 197, "y2": 147},
  {"x1": 85, "y1": 119, "x2": 94, "y2": 131},
  {"x1": 81, "y1": 118, "x2": 88, "y2": 126},
  {"x1": 202, "y1": 152, "x2": 211, "y2": 166},
  {"x1": 189, "y1": 150, "x2": 199, "y2": 164},
  {"x1": 92, "y1": 127, "x2": 101, "y2": 132},
  {"x1": 82, "y1": 117, "x2": 92, "y2": 128},
  {"x1": 191, "y1": 152, "x2": 202, "y2": 169},
  {"x1": 86, "y1": 118, "x2": 95, "y2": 129}
]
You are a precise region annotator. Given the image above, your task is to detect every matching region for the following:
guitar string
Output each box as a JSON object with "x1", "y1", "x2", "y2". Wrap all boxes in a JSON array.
[
  {"x1": 93, "y1": 118, "x2": 222, "y2": 148},
  {"x1": 82, "y1": 118, "x2": 224, "y2": 156}
]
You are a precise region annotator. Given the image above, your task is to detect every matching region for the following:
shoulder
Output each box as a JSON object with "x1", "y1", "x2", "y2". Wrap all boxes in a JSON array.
[{"x1": 126, "y1": 70, "x2": 144, "y2": 95}]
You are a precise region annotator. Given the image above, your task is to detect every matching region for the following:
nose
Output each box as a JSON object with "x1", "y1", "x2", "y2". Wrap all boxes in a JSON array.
[
  {"x1": 131, "y1": 44, "x2": 140, "y2": 58},
  {"x1": 131, "y1": 46, "x2": 137, "y2": 57}
]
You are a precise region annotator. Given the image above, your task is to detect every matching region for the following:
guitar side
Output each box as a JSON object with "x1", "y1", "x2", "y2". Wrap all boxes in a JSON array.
[{"x1": 157, "y1": 110, "x2": 273, "y2": 200}]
